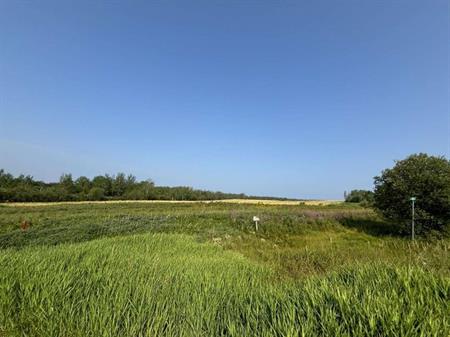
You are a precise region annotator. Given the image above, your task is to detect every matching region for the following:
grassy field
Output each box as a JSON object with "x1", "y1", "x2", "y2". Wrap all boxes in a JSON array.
[{"x1": 0, "y1": 201, "x2": 448, "y2": 336}]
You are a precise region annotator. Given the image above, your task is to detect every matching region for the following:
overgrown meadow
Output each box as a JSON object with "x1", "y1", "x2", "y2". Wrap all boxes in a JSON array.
[{"x1": 0, "y1": 202, "x2": 448, "y2": 336}]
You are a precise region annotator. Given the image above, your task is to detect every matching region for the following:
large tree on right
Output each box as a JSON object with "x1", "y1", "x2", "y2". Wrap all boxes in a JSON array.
[{"x1": 374, "y1": 153, "x2": 450, "y2": 234}]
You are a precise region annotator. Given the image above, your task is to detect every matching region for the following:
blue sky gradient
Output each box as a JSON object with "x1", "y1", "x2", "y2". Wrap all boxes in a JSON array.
[{"x1": 1, "y1": 0, "x2": 448, "y2": 199}]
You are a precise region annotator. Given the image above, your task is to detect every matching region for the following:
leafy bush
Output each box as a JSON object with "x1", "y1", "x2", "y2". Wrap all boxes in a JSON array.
[
  {"x1": 345, "y1": 189, "x2": 374, "y2": 206},
  {"x1": 88, "y1": 187, "x2": 105, "y2": 200},
  {"x1": 374, "y1": 153, "x2": 450, "y2": 234}
]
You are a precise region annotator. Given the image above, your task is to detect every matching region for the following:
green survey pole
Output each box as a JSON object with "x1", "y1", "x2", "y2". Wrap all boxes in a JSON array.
[{"x1": 410, "y1": 197, "x2": 416, "y2": 241}]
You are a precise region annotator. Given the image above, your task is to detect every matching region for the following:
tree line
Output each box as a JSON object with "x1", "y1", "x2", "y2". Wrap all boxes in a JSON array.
[{"x1": 0, "y1": 170, "x2": 256, "y2": 202}]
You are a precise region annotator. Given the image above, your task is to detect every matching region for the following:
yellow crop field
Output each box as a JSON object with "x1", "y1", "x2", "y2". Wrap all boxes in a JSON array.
[{"x1": 1, "y1": 198, "x2": 343, "y2": 207}]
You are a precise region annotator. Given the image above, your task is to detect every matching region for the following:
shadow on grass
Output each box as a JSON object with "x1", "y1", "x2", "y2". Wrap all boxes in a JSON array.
[
  {"x1": 0, "y1": 216, "x2": 176, "y2": 250},
  {"x1": 0, "y1": 214, "x2": 237, "y2": 250},
  {"x1": 338, "y1": 218, "x2": 403, "y2": 237}
]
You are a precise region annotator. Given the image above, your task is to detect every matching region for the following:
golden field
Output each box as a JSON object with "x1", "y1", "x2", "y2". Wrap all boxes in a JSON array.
[{"x1": 1, "y1": 198, "x2": 342, "y2": 207}]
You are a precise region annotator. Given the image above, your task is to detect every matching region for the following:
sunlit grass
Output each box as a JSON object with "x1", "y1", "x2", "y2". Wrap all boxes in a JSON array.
[
  {"x1": 0, "y1": 202, "x2": 448, "y2": 336},
  {"x1": 0, "y1": 233, "x2": 448, "y2": 337}
]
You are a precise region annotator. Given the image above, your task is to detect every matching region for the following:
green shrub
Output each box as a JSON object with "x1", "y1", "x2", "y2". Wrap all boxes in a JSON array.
[
  {"x1": 345, "y1": 190, "x2": 374, "y2": 206},
  {"x1": 374, "y1": 153, "x2": 450, "y2": 234},
  {"x1": 88, "y1": 187, "x2": 105, "y2": 200}
]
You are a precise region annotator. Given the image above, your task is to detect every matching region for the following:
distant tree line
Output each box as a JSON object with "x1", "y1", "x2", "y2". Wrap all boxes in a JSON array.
[{"x1": 0, "y1": 169, "x2": 293, "y2": 203}]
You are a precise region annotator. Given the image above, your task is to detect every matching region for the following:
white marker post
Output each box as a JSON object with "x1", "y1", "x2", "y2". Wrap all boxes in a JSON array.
[
  {"x1": 410, "y1": 197, "x2": 416, "y2": 240},
  {"x1": 253, "y1": 216, "x2": 260, "y2": 231}
]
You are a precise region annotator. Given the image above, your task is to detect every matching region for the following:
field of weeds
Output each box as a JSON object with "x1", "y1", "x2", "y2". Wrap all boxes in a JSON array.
[{"x1": 0, "y1": 202, "x2": 448, "y2": 336}]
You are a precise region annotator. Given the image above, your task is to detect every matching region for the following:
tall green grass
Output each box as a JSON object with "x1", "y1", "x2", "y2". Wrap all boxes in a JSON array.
[
  {"x1": 0, "y1": 233, "x2": 448, "y2": 337},
  {"x1": 0, "y1": 202, "x2": 448, "y2": 336}
]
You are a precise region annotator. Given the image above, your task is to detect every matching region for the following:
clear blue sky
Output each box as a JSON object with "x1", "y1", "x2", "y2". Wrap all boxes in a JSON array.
[{"x1": 0, "y1": 0, "x2": 448, "y2": 199}]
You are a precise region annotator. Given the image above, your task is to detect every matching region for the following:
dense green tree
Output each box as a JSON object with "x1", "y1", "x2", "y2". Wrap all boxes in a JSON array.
[
  {"x1": 126, "y1": 174, "x2": 137, "y2": 187},
  {"x1": 345, "y1": 190, "x2": 374, "y2": 206},
  {"x1": 92, "y1": 175, "x2": 113, "y2": 196},
  {"x1": 374, "y1": 153, "x2": 450, "y2": 234},
  {"x1": 0, "y1": 170, "x2": 14, "y2": 187},
  {"x1": 16, "y1": 174, "x2": 35, "y2": 186},
  {"x1": 125, "y1": 181, "x2": 155, "y2": 200},
  {"x1": 88, "y1": 187, "x2": 105, "y2": 200},
  {"x1": 60, "y1": 174, "x2": 75, "y2": 193},
  {"x1": 112, "y1": 173, "x2": 127, "y2": 196},
  {"x1": 75, "y1": 176, "x2": 92, "y2": 195}
]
